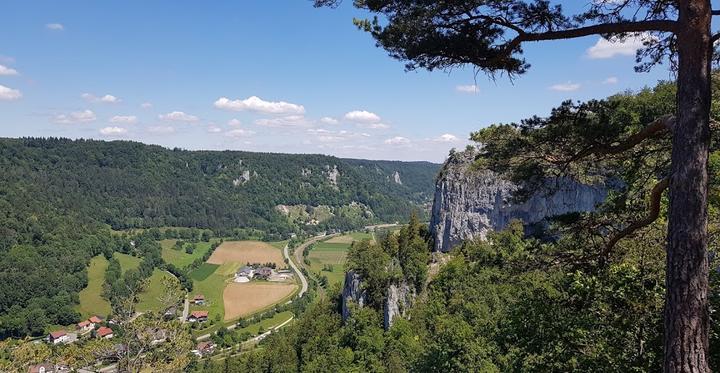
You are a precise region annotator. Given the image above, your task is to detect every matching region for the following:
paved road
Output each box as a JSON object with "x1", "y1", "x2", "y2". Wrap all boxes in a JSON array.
[
  {"x1": 181, "y1": 296, "x2": 189, "y2": 322},
  {"x1": 283, "y1": 243, "x2": 308, "y2": 298}
]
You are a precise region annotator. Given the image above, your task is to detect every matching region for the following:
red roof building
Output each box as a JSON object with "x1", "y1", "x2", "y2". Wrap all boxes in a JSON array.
[
  {"x1": 188, "y1": 310, "x2": 209, "y2": 322},
  {"x1": 77, "y1": 320, "x2": 90, "y2": 329},
  {"x1": 89, "y1": 316, "x2": 103, "y2": 324},
  {"x1": 97, "y1": 326, "x2": 114, "y2": 339},
  {"x1": 49, "y1": 330, "x2": 66, "y2": 339}
]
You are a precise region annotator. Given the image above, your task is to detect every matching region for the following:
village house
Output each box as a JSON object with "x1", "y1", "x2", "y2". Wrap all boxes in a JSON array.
[
  {"x1": 193, "y1": 294, "x2": 205, "y2": 305},
  {"x1": 76, "y1": 315, "x2": 103, "y2": 333},
  {"x1": 187, "y1": 310, "x2": 209, "y2": 323},
  {"x1": 194, "y1": 341, "x2": 215, "y2": 357},
  {"x1": 48, "y1": 330, "x2": 69, "y2": 345},
  {"x1": 97, "y1": 326, "x2": 114, "y2": 339},
  {"x1": 76, "y1": 320, "x2": 92, "y2": 333}
]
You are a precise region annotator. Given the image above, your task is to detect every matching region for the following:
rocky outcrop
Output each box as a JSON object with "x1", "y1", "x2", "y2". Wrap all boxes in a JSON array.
[
  {"x1": 341, "y1": 270, "x2": 366, "y2": 321},
  {"x1": 384, "y1": 281, "x2": 414, "y2": 330},
  {"x1": 393, "y1": 171, "x2": 403, "y2": 185},
  {"x1": 430, "y1": 149, "x2": 607, "y2": 252}
]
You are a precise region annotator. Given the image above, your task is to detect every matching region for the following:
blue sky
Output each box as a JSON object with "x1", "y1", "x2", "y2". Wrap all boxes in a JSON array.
[{"x1": 0, "y1": 1, "x2": 676, "y2": 162}]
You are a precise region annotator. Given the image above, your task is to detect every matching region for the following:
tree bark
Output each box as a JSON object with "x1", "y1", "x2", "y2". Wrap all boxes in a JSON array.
[{"x1": 665, "y1": 1, "x2": 712, "y2": 372}]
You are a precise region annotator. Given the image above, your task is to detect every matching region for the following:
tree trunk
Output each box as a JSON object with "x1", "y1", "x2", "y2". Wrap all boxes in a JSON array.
[{"x1": 665, "y1": 0, "x2": 712, "y2": 371}]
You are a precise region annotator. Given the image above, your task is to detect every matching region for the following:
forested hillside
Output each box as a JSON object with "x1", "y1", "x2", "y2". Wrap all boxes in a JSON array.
[
  {"x1": 0, "y1": 138, "x2": 438, "y2": 339},
  {"x1": 0, "y1": 138, "x2": 439, "y2": 236}
]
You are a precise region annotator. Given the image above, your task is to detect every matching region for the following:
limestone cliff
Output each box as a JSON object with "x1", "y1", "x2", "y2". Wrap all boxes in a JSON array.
[
  {"x1": 341, "y1": 270, "x2": 366, "y2": 321},
  {"x1": 384, "y1": 281, "x2": 414, "y2": 330},
  {"x1": 430, "y1": 149, "x2": 607, "y2": 252}
]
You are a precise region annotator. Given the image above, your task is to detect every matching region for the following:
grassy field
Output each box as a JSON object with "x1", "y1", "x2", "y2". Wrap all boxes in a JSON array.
[
  {"x1": 136, "y1": 270, "x2": 175, "y2": 313},
  {"x1": 191, "y1": 263, "x2": 219, "y2": 281},
  {"x1": 268, "y1": 240, "x2": 288, "y2": 250},
  {"x1": 77, "y1": 255, "x2": 112, "y2": 318},
  {"x1": 189, "y1": 266, "x2": 226, "y2": 322},
  {"x1": 161, "y1": 240, "x2": 217, "y2": 269},
  {"x1": 235, "y1": 311, "x2": 294, "y2": 336},
  {"x1": 114, "y1": 252, "x2": 141, "y2": 274},
  {"x1": 307, "y1": 233, "x2": 371, "y2": 286}
]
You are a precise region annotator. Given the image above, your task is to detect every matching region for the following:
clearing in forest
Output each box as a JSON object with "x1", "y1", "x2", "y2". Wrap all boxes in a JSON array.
[
  {"x1": 77, "y1": 255, "x2": 112, "y2": 318},
  {"x1": 223, "y1": 283, "x2": 297, "y2": 321},
  {"x1": 307, "y1": 233, "x2": 372, "y2": 286},
  {"x1": 207, "y1": 241, "x2": 284, "y2": 268},
  {"x1": 160, "y1": 239, "x2": 217, "y2": 268}
]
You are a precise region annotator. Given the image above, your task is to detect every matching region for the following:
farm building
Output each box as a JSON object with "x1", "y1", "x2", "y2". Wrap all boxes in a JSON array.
[
  {"x1": 193, "y1": 294, "x2": 206, "y2": 305},
  {"x1": 234, "y1": 276, "x2": 250, "y2": 283},
  {"x1": 48, "y1": 330, "x2": 69, "y2": 344},
  {"x1": 77, "y1": 315, "x2": 102, "y2": 333},
  {"x1": 255, "y1": 267, "x2": 273, "y2": 279},
  {"x1": 236, "y1": 266, "x2": 255, "y2": 278},
  {"x1": 76, "y1": 320, "x2": 92, "y2": 333},
  {"x1": 97, "y1": 326, "x2": 114, "y2": 339},
  {"x1": 188, "y1": 310, "x2": 209, "y2": 323},
  {"x1": 194, "y1": 341, "x2": 215, "y2": 356}
]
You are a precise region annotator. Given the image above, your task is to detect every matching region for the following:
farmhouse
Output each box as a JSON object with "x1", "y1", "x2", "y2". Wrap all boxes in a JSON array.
[
  {"x1": 76, "y1": 320, "x2": 92, "y2": 332},
  {"x1": 255, "y1": 267, "x2": 273, "y2": 279},
  {"x1": 48, "y1": 330, "x2": 69, "y2": 344},
  {"x1": 77, "y1": 315, "x2": 103, "y2": 333},
  {"x1": 97, "y1": 326, "x2": 114, "y2": 339},
  {"x1": 188, "y1": 310, "x2": 209, "y2": 323},
  {"x1": 194, "y1": 341, "x2": 215, "y2": 356},
  {"x1": 237, "y1": 266, "x2": 254, "y2": 278},
  {"x1": 193, "y1": 294, "x2": 206, "y2": 305}
]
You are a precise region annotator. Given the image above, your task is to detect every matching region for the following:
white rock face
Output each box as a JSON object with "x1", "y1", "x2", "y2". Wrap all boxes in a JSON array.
[
  {"x1": 325, "y1": 165, "x2": 340, "y2": 188},
  {"x1": 430, "y1": 149, "x2": 607, "y2": 252},
  {"x1": 341, "y1": 270, "x2": 366, "y2": 321},
  {"x1": 232, "y1": 170, "x2": 252, "y2": 186},
  {"x1": 384, "y1": 281, "x2": 414, "y2": 330},
  {"x1": 393, "y1": 171, "x2": 402, "y2": 185}
]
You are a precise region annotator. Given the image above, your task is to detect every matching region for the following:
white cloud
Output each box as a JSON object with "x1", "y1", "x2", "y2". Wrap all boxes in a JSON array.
[
  {"x1": 255, "y1": 115, "x2": 310, "y2": 128},
  {"x1": 99, "y1": 126, "x2": 128, "y2": 136},
  {"x1": 456, "y1": 84, "x2": 479, "y2": 94},
  {"x1": 53, "y1": 110, "x2": 96, "y2": 124},
  {"x1": 207, "y1": 125, "x2": 222, "y2": 133},
  {"x1": 0, "y1": 65, "x2": 19, "y2": 76},
  {"x1": 226, "y1": 129, "x2": 256, "y2": 138},
  {"x1": 140, "y1": 102, "x2": 153, "y2": 109},
  {"x1": 435, "y1": 133, "x2": 460, "y2": 142},
  {"x1": 363, "y1": 123, "x2": 389, "y2": 129},
  {"x1": 603, "y1": 76, "x2": 619, "y2": 84},
  {"x1": 82, "y1": 93, "x2": 121, "y2": 104},
  {"x1": 228, "y1": 118, "x2": 242, "y2": 126},
  {"x1": 158, "y1": 111, "x2": 199, "y2": 122},
  {"x1": 384, "y1": 136, "x2": 410, "y2": 145},
  {"x1": 320, "y1": 117, "x2": 339, "y2": 125},
  {"x1": 214, "y1": 96, "x2": 305, "y2": 115},
  {"x1": 0, "y1": 85, "x2": 22, "y2": 100},
  {"x1": 109, "y1": 115, "x2": 138, "y2": 124},
  {"x1": 586, "y1": 33, "x2": 651, "y2": 59},
  {"x1": 549, "y1": 82, "x2": 581, "y2": 92},
  {"x1": 147, "y1": 126, "x2": 176, "y2": 134},
  {"x1": 344, "y1": 110, "x2": 381, "y2": 123},
  {"x1": 46, "y1": 23, "x2": 64, "y2": 31}
]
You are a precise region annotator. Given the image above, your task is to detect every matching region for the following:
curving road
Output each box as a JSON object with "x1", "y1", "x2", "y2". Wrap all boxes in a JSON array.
[{"x1": 284, "y1": 243, "x2": 308, "y2": 298}]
